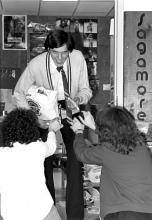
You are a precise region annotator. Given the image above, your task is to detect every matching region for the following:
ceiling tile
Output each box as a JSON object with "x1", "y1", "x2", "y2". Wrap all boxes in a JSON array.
[
  {"x1": 1, "y1": 0, "x2": 39, "y2": 15},
  {"x1": 40, "y1": 1, "x2": 78, "y2": 16},
  {"x1": 0, "y1": 0, "x2": 114, "y2": 17}
]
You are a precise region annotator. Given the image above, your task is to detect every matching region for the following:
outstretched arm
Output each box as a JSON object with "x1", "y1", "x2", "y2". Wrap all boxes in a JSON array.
[
  {"x1": 74, "y1": 133, "x2": 104, "y2": 166},
  {"x1": 74, "y1": 52, "x2": 92, "y2": 105},
  {"x1": 44, "y1": 118, "x2": 63, "y2": 157},
  {"x1": 13, "y1": 62, "x2": 37, "y2": 108},
  {"x1": 44, "y1": 131, "x2": 57, "y2": 157}
]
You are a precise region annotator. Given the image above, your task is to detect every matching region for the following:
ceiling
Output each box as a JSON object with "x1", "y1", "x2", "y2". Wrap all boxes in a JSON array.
[{"x1": 0, "y1": 0, "x2": 115, "y2": 17}]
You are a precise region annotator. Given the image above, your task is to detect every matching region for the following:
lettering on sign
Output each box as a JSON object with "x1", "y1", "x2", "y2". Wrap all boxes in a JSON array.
[{"x1": 136, "y1": 13, "x2": 148, "y2": 121}]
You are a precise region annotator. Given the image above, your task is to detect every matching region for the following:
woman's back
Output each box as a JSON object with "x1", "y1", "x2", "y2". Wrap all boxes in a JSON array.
[
  {"x1": 100, "y1": 141, "x2": 152, "y2": 219},
  {"x1": 0, "y1": 141, "x2": 53, "y2": 220}
]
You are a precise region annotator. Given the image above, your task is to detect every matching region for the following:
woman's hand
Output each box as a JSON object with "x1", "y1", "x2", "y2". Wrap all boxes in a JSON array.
[
  {"x1": 78, "y1": 111, "x2": 96, "y2": 130},
  {"x1": 49, "y1": 118, "x2": 63, "y2": 132},
  {"x1": 38, "y1": 117, "x2": 63, "y2": 131},
  {"x1": 70, "y1": 117, "x2": 85, "y2": 134}
]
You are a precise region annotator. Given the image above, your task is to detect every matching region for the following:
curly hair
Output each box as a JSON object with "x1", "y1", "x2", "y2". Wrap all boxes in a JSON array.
[
  {"x1": 1, "y1": 108, "x2": 40, "y2": 147},
  {"x1": 96, "y1": 106, "x2": 146, "y2": 155}
]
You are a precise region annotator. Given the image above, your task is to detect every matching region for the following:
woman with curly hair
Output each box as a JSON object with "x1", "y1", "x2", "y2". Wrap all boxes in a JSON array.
[
  {"x1": 0, "y1": 108, "x2": 61, "y2": 220},
  {"x1": 70, "y1": 106, "x2": 152, "y2": 220}
]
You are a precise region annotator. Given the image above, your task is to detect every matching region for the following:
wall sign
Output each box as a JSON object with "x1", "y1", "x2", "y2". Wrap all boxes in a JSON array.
[
  {"x1": 124, "y1": 12, "x2": 152, "y2": 140},
  {"x1": 124, "y1": 12, "x2": 152, "y2": 123}
]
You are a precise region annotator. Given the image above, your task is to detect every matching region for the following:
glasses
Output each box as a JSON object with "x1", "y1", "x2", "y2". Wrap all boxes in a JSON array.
[{"x1": 50, "y1": 49, "x2": 69, "y2": 57}]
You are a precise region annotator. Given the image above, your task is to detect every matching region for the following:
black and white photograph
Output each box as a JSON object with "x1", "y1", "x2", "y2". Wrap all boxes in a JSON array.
[
  {"x1": 2, "y1": 15, "x2": 27, "y2": 50},
  {"x1": 83, "y1": 19, "x2": 97, "y2": 33},
  {"x1": 83, "y1": 33, "x2": 97, "y2": 47},
  {"x1": 2, "y1": 1, "x2": 152, "y2": 220}
]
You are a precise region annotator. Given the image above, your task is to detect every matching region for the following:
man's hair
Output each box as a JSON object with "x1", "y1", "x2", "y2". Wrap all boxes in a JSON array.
[
  {"x1": 44, "y1": 29, "x2": 75, "y2": 52},
  {"x1": 96, "y1": 106, "x2": 146, "y2": 154},
  {"x1": 1, "y1": 108, "x2": 40, "y2": 147}
]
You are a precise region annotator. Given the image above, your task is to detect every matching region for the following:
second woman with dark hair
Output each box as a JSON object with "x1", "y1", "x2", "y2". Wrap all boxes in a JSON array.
[{"x1": 71, "y1": 106, "x2": 152, "y2": 220}]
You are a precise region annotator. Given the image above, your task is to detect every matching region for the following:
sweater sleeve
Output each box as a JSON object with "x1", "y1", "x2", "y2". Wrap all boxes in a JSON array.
[
  {"x1": 13, "y1": 64, "x2": 36, "y2": 108},
  {"x1": 74, "y1": 133, "x2": 104, "y2": 165},
  {"x1": 75, "y1": 52, "x2": 92, "y2": 104},
  {"x1": 44, "y1": 131, "x2": 57, "y2": 157}
]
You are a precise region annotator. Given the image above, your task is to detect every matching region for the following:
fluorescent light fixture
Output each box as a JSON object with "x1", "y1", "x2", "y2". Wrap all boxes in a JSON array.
[{"x1": 42, "y1": 0, "x2": 78, "y2": 1}]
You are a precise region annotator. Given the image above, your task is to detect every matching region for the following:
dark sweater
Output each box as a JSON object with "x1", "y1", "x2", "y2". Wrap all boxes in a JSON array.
[{"x1": 74, "y1": 133, "x2": 152, "y2": 219}]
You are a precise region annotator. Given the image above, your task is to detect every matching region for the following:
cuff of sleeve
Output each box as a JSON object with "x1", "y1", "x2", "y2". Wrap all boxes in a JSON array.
[
  {"x1": 76, "y1": 131, "x2": 83, "y2": 135},
  {"x1": 47, "y1": 131, "x2": 57, "y2": 155}
]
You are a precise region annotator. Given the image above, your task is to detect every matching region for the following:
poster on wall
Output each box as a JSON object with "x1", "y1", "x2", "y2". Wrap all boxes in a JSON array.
[
  {"x1": 2, "y1": 15, "x2": 27, "y2": 50},
  {"x1": 70, "y1": 19, "x2": 84, "y2": 33},
  {"x1": 83, "y1": 19, "x2": 98, "y2": 33}
]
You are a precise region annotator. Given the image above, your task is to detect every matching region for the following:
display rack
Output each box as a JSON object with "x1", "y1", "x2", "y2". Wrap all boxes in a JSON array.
[{"x1": 83, "y1": 164, "x2": 101, "y2": 216}]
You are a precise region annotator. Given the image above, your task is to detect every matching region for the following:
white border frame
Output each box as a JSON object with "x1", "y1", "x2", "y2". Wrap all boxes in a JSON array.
[{"x1": 114, "y1": 0, "x2": 124, "y2": 106}]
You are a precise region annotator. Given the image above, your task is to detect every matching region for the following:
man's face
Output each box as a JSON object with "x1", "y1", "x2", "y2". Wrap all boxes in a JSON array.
[
  {"x1": 38, "y1": 118, "x2": 51, "y2": 129},
  {"x1": 50, "y1": 44, "x2": 69, "y2": 67},
  {"x1": 38, "y1": 117, "x2": 61, "y2": 129},
  {"x1": 38, "y1": 117, "x2": 62, "y2": 131}
]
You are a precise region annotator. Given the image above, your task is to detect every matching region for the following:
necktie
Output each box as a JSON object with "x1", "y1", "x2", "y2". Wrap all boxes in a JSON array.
[
  {"x1": 57, "y1": 66, "x2": 69, "y2": 95},
  {"x1": 57, "y1": 66, "x2": 72, "y2": 119}
]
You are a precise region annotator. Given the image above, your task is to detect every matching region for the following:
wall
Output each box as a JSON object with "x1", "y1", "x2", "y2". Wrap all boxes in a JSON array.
[{"x1": 0, "y1": 15, "x2": 27, "y2": 113}]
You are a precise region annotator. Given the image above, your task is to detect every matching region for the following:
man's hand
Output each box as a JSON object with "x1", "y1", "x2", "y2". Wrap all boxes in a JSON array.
[
  {"x1": 66, "y1": 97, "x2": 79, "y2": 111},
  {"x1": 73, "y1": 96, "x2": 83, "y2": 105}
]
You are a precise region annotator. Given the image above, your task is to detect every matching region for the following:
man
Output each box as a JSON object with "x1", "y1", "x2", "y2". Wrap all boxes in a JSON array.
[{"x1": 13, "y1": 29, "x2": 92, "y2": 220}]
